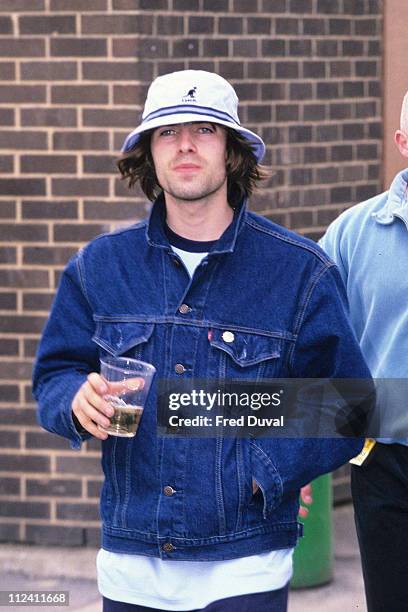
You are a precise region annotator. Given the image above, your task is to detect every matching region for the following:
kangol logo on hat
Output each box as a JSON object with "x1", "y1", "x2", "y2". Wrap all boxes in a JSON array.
[
  {"x1": 121, "y1": 70, "x2": 265, "y2": 162},
  {"x1": 182, "y1": 86, "x2": 197, "y2": 103}
]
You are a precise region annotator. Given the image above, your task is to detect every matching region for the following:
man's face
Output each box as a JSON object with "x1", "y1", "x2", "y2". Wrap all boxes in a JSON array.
[{"x1": 150, "y1": 122, "x2": 228, "y2": 203}]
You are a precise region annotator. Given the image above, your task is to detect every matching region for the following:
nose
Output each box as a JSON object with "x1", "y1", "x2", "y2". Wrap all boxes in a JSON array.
[{"x1": 177, "y1": 127, "x2": 196, "y2": 153}]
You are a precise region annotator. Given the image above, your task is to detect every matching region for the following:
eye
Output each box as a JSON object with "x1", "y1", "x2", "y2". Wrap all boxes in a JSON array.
[
  {"x1": 198, "y1": 125, "x2": 215, "y2": 134},
  {"x1": 158, "y1": 128, "x2": 176, "y2": 137}
]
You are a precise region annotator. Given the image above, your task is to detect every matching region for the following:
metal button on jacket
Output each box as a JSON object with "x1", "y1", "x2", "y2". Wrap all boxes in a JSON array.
[
  {"x1": 179, "y1": 304, "x2": 191, "y2": 314},
  {"x1": 174, "y1": 363, "x2": 186, "y2": 374},
  {"x1": 163, "y1": 486, "x2": 175, "y2": 496},
  {"x1": 222, "y1": 331, "x2": 235, "y2": 343},
  {"x1": 162, "y1": 542, "x2": 174, "y2": 553}
]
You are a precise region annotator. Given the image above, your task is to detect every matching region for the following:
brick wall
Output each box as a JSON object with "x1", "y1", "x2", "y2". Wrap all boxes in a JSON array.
[{"x1": 0, "y1": 1, "x2": 382, "y2": 545}]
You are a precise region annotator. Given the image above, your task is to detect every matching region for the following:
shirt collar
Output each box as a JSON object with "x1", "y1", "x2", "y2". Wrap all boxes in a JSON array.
[
  {"x1": 373, "y1": 168, "x2": 408, "y2": 227},
  {"x1": 145, "y1": 193, "x2": 247, "y2": 254}
]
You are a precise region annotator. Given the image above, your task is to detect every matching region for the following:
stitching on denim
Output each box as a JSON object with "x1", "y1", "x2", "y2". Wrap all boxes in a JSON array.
[
  {"x1": 215, "y1": 436, "x2": 227, "y2": 535},
  {"x1": 76, "y1": 251, "x2": 93, "y2": 311},
  {"x1": 121, "y1": 439, "x2": 132, "y2": 528},
  {"x1": 288, "y1": 265, "x2": 336, "y2": 372},
  {"x1": 92, "y1": 316, "x2": 297, "y2": 341},
  {"x1": 111, "y1": 437, "x2": 120, "y2": 527},
  {"x1": 235, "y1": 439, "x2": 246, "y2": 532},
  {"x1": 244, "y1": 217, "x2": 331, "y2": 264}
]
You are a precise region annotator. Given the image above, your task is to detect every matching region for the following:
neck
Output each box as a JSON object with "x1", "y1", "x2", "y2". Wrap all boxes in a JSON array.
[{"x1": 164, "y1": 190, "x2": 234, "y2": 241}]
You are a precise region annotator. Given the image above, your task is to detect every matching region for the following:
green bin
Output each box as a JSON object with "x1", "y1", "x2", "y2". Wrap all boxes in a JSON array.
[{"x1": 291, "y1": 474, "x2": 334, "y2": 588}]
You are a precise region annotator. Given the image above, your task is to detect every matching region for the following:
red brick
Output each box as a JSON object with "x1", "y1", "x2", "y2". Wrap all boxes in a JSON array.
[
  {"x1": 83, "y1": 155, "x2": 117, "y2": 174},
  {"x1": 20, "y1": 155, "x2": 76, "y2": 174},
  {"x1": 0, "y1": 501, "x2": 50, "y2": 519},
  {"x1": 51, "y1": 38, "x2": 107, "y2": 57},
  {"x1": 0, "y1": 454, "x2": 50, "y2": 472},
  {"x1": 0, "y1": 108, "x2": 14, "y2": 125},
  {"x1": 0, "y1": 338, "x2": 19, "y2": 357},
  {"x1": 52, "y1": 179, "x2": 109, "y2": 197},
  {"x1": 0, "y1": 62, "x2": 15, "y2": 80},
  {"x1": 51, "y1": 85, "x2": 108, "y2": 104},
  {"x1": 53, "y1": 131, "x2": 109, "y2": 151},
  {"x1": 0, "y1": 316, "x2": 47, "y2": 334},
  {"x1": 0, "y1": 179, "x2": 46, "y2": 196},
  {"x1": 27, "y1": 477, "x2": 81, "y2": 499},
  {"x1": 0, "y1": 0, "x2": 44, "y2": 9},
  {"x1": 56, "y1": 455, "x2": 102, "y2": 476},
  {"x1": 22, "y1": 292, "x2": 55, "y2": 311},
  {"x1": 82, "y1": 14, "x2": 153, "y2": 34},
  {"x1": 53, "y1": 222, "x2": 108, "y2": 241},
  {"x1": 0, "y1": 294, "x2": 17, "y2": 311},
  {"x1": 0, "y1": 270, "x2": 49, "y2": 289},
  {"x1": 0, "y1": 247, "x2": 16, "y2": 264},
  {"x1": 0, "y1": 86, "x2": 46, "y2": 104},
  {"x1": 19, "y1": 15, "x2": 76, "y2": 35},
  {"x1": 21, "y1": 108, "x2": 77, "y2": 127},
  {"x1": 25, "y1": 432, "x2": 71, "y2": 451},
  {"x1": 57, "y1": 502, "x2": 100, "y2": 522},
  {"x1": 21, "y1": 61, "x2": 77, "y2": 81},
  {"x1": 82, "y1": 61, "x2": 143, "y2": 81},
  {"x1": 83, "y1": 108, "x2": 137, "y2": 128},
  {"x1": 23, "y1": 246, "x2": 78, "y2": 266},
  {"x1": 22, "y1": 200, "x2": 78, "y2": 220},
  {"x1": 0, "y1": 39, "x2": 45, "y2": 57},
  {"x1": 51, "y1": 0, "x2": 107, "y2": 9}
]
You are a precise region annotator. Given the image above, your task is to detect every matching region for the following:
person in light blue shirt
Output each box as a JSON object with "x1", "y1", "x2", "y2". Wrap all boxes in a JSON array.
[{"x1": 319, "y1": 90, "x2": 408, "y2": 612}]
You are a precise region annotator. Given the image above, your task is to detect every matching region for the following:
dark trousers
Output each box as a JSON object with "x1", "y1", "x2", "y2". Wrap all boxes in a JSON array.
[
  {"x1": 102, "y1": 583, "x2": 289, "y2": 612},
  {"x1": 351, "y1": 442, "x2": 408, "y2": 612}
]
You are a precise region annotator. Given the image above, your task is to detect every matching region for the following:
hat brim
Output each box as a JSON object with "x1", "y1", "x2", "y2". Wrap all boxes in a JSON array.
[{"x1": 121, "y1": 113, "x2": 266, "y2": 162}]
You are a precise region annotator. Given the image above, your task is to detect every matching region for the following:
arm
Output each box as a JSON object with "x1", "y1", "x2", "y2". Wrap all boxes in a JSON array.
[
  {"x1": 33, "y1": 254, "x2": 111, "y2": 449},
  {"x1": 250, "y1": 263, "x2": 373, "y2": 513}
]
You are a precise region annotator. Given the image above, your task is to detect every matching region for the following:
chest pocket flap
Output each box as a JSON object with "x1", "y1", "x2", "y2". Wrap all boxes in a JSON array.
[
  {"x1": 92, "y1": 321, "x2": 154, "y2": 356},
  {"x1": 209, "y1": 328, "x2": 281, "y2": 367}
]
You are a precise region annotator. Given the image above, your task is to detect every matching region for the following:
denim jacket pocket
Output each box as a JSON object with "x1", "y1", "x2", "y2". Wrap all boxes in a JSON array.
[
  {"x1": 92, "y1": 320, "x2": 155, "y2": 361},
  {"x1": 209, "y1": 328, "x2": 282, "y2": 380},
  {"x1": 250, "y1": 439, "x2": 283, "y2": 519}
]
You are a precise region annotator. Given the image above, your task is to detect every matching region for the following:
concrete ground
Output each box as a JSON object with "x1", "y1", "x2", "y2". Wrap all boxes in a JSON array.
[{"x1": 0, "y1": 504, "x2": 366, "y2": 612}]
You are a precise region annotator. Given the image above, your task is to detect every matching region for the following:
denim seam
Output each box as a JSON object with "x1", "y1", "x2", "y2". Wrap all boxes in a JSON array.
[
  {"x1": 76, "y1": 251, "x2": 93, "y2": 312},
  {"x1": 244, "y1": 217, "x2": 331, "y2": 264},
  {"x1": 235, "y1": 439, "x2": 246, "y2": 532},
  {"x1": 111, "y1": 437, "x2": 120, "y2": 527},
  {"x1": 288, "y1": 264, "x2": 336, "y2": 373},
  {"x1": 121, "y1": 439, "x2": 132, "y2": 528},
  {"x1": 92, "y1": 316, "x2": 296, "y2": 341}
]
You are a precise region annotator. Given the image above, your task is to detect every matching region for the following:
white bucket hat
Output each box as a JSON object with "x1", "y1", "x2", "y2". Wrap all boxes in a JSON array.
[{"x1": 121, "y1": 70, "x2": 266, "y2": 162}]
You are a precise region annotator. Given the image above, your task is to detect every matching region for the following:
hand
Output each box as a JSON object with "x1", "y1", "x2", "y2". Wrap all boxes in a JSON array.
[
  {"x1": 298, "y1": 483, "x2": 313, "y2": 518},
  {"x1": 72, "y1": 373, "x2": 113, "y2": 440},
  {"x1": 252, "y1": 479, "x2": 259, "y2": 495}
]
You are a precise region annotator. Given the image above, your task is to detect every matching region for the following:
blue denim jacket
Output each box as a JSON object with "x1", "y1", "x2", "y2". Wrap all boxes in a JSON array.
[{"x1": 33, "y1": 197, "x2": 369, "y2": 560}]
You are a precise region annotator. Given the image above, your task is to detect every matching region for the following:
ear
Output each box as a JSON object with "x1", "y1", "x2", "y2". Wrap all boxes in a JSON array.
[{"x1": 394, "y1": 130, "x2": 408, "y2": 159}]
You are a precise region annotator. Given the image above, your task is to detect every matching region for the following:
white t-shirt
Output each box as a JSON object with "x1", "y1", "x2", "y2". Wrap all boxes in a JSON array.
[{"x1": 97, "y1": 238, "x2": 294, "y2": 609}]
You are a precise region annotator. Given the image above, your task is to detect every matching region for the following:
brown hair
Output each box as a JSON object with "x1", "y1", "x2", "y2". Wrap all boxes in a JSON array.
[{"x1": 116, "y1": 126, "x2": 269, "y2": 205}]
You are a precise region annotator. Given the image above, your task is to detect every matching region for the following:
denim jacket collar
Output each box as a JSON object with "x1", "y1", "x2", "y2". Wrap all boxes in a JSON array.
[
  {"x1": 372, "y1": 167, "x2": 408, "y2": 229},
  {"x1": 146, "y1": 193, "x2": 247, "y2": 255}
]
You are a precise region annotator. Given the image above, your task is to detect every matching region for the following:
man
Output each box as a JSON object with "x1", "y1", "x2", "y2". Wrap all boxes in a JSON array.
[
  {"x1": 33, "y1": 70, "x2": 370, "y2": 612},
  {"x1": 319, "y1": 91, "x2": 408, "y2": 612}
]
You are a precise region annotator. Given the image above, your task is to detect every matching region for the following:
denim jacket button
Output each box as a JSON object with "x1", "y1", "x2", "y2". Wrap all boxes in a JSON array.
[
  {"x1": 179, "y1": 303, "x2": 191, "y2": 314},
  {"x1": 222, "y1": 331, "x2": 235, "y2": 343},
  {"x1": 174, "y1": 363, "x2": 186, "y2": 374},
  {"x1": 163, "y1": 486, "x2": 175, "y2": 496},
  {"x1": 162, "y1": 542, "x2": 175, "y2": 553}
]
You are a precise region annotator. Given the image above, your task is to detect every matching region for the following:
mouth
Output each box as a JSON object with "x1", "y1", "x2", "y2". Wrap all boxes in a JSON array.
[{"x1": 173, "y1": 164, "x2": 201, "y2": 173}]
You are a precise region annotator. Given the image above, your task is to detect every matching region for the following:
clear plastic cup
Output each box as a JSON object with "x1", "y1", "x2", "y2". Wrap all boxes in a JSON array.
[{"x1": 98, "y1": 356, "x2": 156, "y2": 438}]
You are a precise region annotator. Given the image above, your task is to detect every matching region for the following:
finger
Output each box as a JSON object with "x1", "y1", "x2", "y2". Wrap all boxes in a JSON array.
[
  {"x1": 77, "y1": 393, "x2": 112, "y2": 432},
  {"x1": 107, "y1": 377, "x2": 145, "y2": 394},
  {"x1": 298, "y1": 506, "x2": 309, "y2": 519},
  {"x1": 87, "y1": 372, "x2": 108, "y2": 395},
  {"x1": 83, "y1": 382, "x2": 114, "y2": 418},
  {"x1": 300, "y1": 484, "x2": 313, "y2": 505}
]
